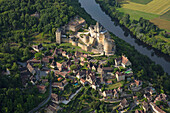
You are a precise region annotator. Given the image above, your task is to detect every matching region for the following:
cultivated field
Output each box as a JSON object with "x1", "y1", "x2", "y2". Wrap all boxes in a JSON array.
[
  {"x1": 150, "y1": 18, "x2": 170, "y2": 31},
  {"x1": 122, "y1": 0, "x2": 170, "y2": 15},
  {"x1": 118, "y1": 8, "x2": 159, "y2": 20},
  {"x1": 160, "y1": 10, "x2": 170, "y2": 21},
  {"x1": 130, "y1": 0, "x2": 152, "y2": 4}
]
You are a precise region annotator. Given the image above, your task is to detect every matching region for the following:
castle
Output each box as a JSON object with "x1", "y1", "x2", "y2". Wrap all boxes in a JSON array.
[{"x1": 56, "y1": 16, "x2": 116, "y2": 55}]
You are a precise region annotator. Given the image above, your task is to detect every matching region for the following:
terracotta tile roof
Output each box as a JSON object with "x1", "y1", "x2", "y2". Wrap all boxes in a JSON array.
[
  {"x1": 55, "y1": 71, "x2": 67, "y2": 77},
  {"x1": 57, "y1": 62, "x2": 63, "y2": 68},
  {"x1": 37, "y1": 85, "x2": 46, "y2": 91},
  {"x1": 122, "y1": 56, "x2": 129, "y2": 65},
  {"x1": 42, "y1": 57, "x2": 49, "y2": 63},
  {"x1": 134, "y1": 80, "x2": 140, "y2": 86},
  {"x1": 51, "y1": 93, "x2": 59, "y2": 101},
  {"x1": 107, "y1": 81, "x2": 112, "y2": 84},
  {"x1": 80, "y1": 78, "x2": 86, "y2": 83}
]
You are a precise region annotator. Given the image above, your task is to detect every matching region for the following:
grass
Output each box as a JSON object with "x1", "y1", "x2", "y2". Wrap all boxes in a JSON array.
[
  {"x1": 160, "y1": 10, "x2": 170, "y2": 21},
  {"x1": 118, "y1": 8, "x2": 159, "y2": 20},
  {"x1": 121, "y1": 0, "x2": 170, "y2": 15},
  {"x1": 32, "y1": 33, "x2": 51, "y2": 43},
  {"x1": 106, "y1": 81, "x2": 124, "y2": 90},
  {"x1": 130, "y1": 0, "x2": 152, "y2": 4},
  {"x1": 59, "y1": 43, "x2": 93, "y2": 54}
]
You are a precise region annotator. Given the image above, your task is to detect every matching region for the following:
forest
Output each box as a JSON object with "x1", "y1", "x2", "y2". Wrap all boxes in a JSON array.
[
  {"x1": 95, "y1": 0, "x2": 170, "y2": 56},
  {"x1": 0, "y1": 0, "x2": 76, "y2": 112}
]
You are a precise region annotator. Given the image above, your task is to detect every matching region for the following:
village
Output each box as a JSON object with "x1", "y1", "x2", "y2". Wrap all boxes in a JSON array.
[{"x1": 17, "y1": 16, "x2": 169, "y2": 113}]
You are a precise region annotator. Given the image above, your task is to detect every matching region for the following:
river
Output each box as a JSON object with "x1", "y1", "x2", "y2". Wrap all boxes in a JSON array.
[{"x1": 79, "y1": 0, "x2": 170, "y2": 74}]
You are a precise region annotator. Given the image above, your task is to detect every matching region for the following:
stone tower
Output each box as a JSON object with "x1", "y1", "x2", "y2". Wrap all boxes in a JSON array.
[
  {"x1": 56, "y1": 28, "x2": 61, "y2": 44},
  {"x1": 96, "y1": 22, "x2": 100, "y2": 33}
]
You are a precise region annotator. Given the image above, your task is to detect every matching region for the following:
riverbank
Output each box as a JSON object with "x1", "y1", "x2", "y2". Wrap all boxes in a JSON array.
[
  {"x1": 95, "y1": 0, "x2": 170, "y2": 56},
  {"x1": 79, "y1": 0, "x2": 170, "y2": 74}
]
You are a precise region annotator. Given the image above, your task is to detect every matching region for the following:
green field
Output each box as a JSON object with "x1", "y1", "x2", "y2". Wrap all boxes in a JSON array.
[
  {"x1": 106, "y1": 81, "x2": 124, "y2": 90},
  {"x1": 130, "y1": 0, "x2": 152, "y2": 4},
  {"x1": 160, "y1": 10, "x2": 170, "y2": 21},
  {"x1": 118, "y1": 8, "x2": 159, "y2": 20},
  {"x1": 59, "y1": 43, "x2": 93, "y2": 54}
]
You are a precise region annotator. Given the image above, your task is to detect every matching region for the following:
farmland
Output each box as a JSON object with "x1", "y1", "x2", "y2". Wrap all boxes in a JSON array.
[
  {"x1": 160, "y1": 10, "x2": 170, "y2": 21},
  {"x1": 150, "y1": 18, "x2": 170, "y2": 31},
  {"x1": 130, "y1": 0, "x2": 152, "y2": 4},
  {"x1": 118, "y1": 8, "x2": 159, "y2": 20},
  {"x1": 118, "y1": 0, "x2": 170, "y2": 31},
  {"x1": 121, "y1": 0, "x2": 170, "y2": 15}
]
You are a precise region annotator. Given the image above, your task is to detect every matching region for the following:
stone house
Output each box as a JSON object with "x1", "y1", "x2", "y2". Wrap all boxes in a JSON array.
[
  {"x1": 117, "y1": 87, "x2": 123, "y2": 93},
  {"x1": 86, "y1": 72, "x2": 96, "y2": 84},
  {"x1": 56, "y1": 62, "x2": 64, "y2": 71},
  {"x1": 55, "y1": 71, "x2": 68, "y2": 78},
  {"x1": 80, "y1": 78, "x2": 87, "y2": 85},
  {"x1": 62, "y1": 51, "x2": 67, "y2": 57},
  {"x1": 144, "y1": 92, "x2": 152, "y2": 102},
  {"x1": 115, "y1": 55, "x2": 131, "y2": 68},
  {"x1": 51, "y1": 93, "x2": 60, "y2": 104},
  {"x1": 27, "y1": 63, "x2": 36, "y2": 75},
  {"x1": 154, "y1": 93, "x2": 167, "y2": 103},
  {"x1": 101, "y1": 67, "x2": 113, "y2": 76},
  {"x1": 37, "y1": 85, "x2": 46, "y2": 93},
  {"x1": 149, "y1": 102, "x2": 166, "y2": 113},
  {"x1": 42, "y1": 56, "x2": 50, "y2": 66},
  {"x1": 50, "y1": 60, "x2": 56, "y2": 69},
  {"x1": 32, "y1": 44, "x2": 43, "y2": 52},
  {"x1": 102, "y1": 90, "x2": 113, "y2": 97},
  {"x1": 67, "y1": 16, "x2": 86, "y2": 32},
  {"x1": 142, "y1": 101, "x2": 149, "y2": 112},
  {"x1": 119, "y1": 98, "x2": 129, "y2": 109},
  {"x1": 80, "y1": 54, "x2": 88, "y2": 61},
  {"x1": 114, "y1": 89, "x2": 119, "y2": 99},
  {"x1": 115, "y1": 71, "x2": 125, "y2": 81},
  {"x1": 52, "y1": 79, "x2": 68, "y2": 90}
]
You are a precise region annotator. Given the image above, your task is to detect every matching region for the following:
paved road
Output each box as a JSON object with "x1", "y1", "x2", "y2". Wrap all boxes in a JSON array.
[
  {"x1": 28, "y1": 80, "x2": 52, "y2": 113},
  {"x1": 61, "y1": 87, "x2": 82, "y2": 104}
]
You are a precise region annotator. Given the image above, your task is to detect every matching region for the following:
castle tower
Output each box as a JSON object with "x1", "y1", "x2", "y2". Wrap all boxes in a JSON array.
[
  {"x1": 56, "y1": 28, "x2": 61, "y2": 44},
  {"x1": 96, "y1": 22, "x2": 100, "y2": 33},
  {"x1": 104, "y1": 39, "x2": 112, "y2": 55}
]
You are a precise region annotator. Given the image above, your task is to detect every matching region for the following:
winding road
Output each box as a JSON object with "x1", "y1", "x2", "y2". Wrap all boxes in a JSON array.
[{"x1": 28, "y1": 80, "x2": 52, "y2": 113}]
